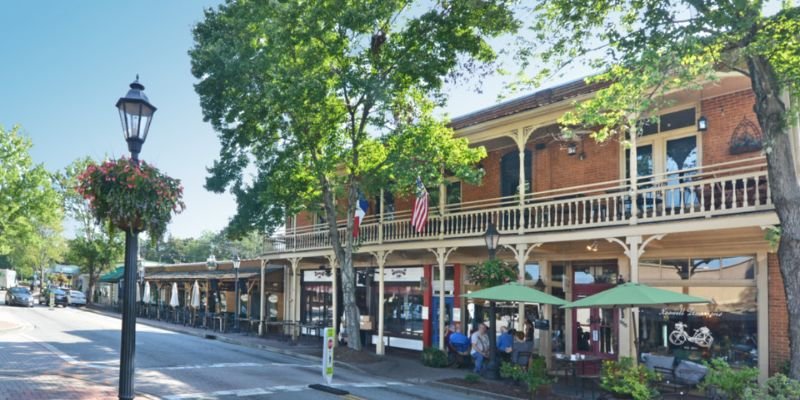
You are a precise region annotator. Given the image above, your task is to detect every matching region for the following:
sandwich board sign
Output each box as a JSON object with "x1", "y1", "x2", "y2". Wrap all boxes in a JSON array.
[{"x1": 322, "y1": 327, "x2": 335, "y2": 384}]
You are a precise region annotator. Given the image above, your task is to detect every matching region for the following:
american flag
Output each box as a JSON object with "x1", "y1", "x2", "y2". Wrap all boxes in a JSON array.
[{"x1": 411, "y1": 177, "x2": 428, "y2": 233}]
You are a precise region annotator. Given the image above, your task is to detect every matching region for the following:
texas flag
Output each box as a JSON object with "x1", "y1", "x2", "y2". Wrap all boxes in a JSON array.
[{"x1": 353, "y1": 198, "x2": 369, "y2": 238}]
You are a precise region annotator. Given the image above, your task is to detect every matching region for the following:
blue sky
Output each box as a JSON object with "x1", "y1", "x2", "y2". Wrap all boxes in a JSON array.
[{"x1": 0, "y1": 1, "x2": 586, "y2": 238}]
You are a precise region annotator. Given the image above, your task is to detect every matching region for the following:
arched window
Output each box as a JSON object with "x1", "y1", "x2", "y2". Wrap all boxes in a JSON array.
[{"x1": 500, "y1": 150, "x2": 532, "y2": 198}]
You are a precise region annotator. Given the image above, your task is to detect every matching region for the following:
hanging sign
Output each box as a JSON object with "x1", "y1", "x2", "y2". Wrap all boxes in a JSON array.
[
  {"x1": 322, "y1": 327, "x2": 335, "y2": 384},
  {"x1": 268, "y1": 294, "x2": 278, "y2": 303}
]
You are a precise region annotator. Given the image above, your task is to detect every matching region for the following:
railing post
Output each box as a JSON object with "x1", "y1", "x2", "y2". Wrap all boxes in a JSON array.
[
  {"x1": 438, "y1": 180, "x2": 446, "y2": 240},
  {"x1": 378, "y1": 189, "x2": 384, "y2": 244}
]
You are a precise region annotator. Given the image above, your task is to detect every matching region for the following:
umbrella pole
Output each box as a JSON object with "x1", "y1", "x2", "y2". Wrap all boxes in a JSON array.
[{"x1": 631, "y1": 308, "x2": 638, "y2": 363}]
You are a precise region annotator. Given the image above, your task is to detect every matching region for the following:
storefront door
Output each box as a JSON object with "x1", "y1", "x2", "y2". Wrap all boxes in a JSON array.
[{"x1": 572, "y1": 283, "x2": 618, "y2": 371}]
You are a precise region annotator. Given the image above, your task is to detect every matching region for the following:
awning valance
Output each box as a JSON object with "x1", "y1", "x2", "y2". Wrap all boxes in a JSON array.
[{"x1": 144, "y1": 266, "x2": 283, "y2": 282}]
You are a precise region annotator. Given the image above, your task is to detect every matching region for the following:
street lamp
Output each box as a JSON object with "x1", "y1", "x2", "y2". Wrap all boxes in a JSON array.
[
  {"x1": 233, "y1": 255, "x2": 241, "y2": 332},
  {"x1": 116, "y1": 76, "x2": 156, "y2": 400},
  {"x1": 483, "y1": 222, "x2": 501, "y2": 379}
]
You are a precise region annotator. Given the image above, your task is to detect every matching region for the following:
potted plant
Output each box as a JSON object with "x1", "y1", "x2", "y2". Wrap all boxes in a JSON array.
[
  {"x1": 600, "y1": 357, "x2": 660, "y2": 400},
  {"x1": 77, "y1": 158, "x2": 185, "y2": 240},
  {"x1": 699, "y1": 358, "x2": 759, "y2": 400}
]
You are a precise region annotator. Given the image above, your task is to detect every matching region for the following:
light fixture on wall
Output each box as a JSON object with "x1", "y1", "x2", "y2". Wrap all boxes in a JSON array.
[
  {"x1": 567, "y1": 142, "x2": 577, "y2": 156},
  {"x1": 698, "y1": 116, "x2": 708, "y2": 132},
  {"x1": 586, "y1": 241, "x2": 599, "y2": 252},
  {"x1": 534, "y1": 274, "x2": 546, "y2": 291}
]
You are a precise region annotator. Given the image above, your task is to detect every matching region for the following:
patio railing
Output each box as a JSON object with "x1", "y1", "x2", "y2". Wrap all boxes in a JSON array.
[{"x1": 265, "y1": 157, "x2": 772, "y2": 254}]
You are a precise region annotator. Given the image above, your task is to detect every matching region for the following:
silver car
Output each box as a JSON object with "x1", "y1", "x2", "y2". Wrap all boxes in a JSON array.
[{"x1": 68, "y1": 290, "x2": 87, "y2": 306}]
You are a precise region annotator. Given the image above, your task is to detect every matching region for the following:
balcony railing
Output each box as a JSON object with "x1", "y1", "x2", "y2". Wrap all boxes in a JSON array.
[{"x1": 265, "y1": 157, "x2": 772, "y2": 254}]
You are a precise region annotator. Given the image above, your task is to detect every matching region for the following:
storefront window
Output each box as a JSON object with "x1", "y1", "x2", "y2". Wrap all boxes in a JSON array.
[
  {"x1": 641, "y1": 257, "x2": 755, "y2": 281},
  {"x1": 301, "y1": 284, "x2": 332, "y2": 325},
  {"x1": 639, "y1": 286, "x2": 757, "y2": 367},
  {"x1": 573, "y1": 261, "x2": 617, "y2": 284},
  {"x1": 382, "y1": 284, "x2": 424, "y2": 338}
]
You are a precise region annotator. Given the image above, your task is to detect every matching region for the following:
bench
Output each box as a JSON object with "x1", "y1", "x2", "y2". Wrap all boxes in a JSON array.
[{"x1": 642, "y1": 354, "x2": 707, "y2": 394}]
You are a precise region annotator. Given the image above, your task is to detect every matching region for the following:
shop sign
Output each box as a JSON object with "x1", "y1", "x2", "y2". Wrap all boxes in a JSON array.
[
  {"x1": 322, "y1": 327, "x2": 335, "y2": 384},
  {"x1": 268, "y1": 294, "x2": 278, "y2": 303}
]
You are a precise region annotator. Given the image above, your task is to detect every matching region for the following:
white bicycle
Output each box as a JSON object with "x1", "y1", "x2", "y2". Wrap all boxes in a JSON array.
[{"x1": 669, "y1": 322, "x2": 713, "y2": 348}]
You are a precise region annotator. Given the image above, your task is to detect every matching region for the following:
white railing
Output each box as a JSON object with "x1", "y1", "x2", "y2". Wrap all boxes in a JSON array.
[{"x1": 264, "y1": 157, "x2": 772, "y2": 254}]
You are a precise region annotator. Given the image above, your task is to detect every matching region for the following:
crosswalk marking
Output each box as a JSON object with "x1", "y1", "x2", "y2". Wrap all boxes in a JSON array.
[{"x1": 162, "y1": 381, "x2": 410, "y2": 399}]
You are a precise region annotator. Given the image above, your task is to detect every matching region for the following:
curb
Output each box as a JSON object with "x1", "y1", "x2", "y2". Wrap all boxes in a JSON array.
[
  {"x1": 79, "y1": 307, "x2": 367, "y2": 372},
  {"x1": 429, "y1": 380, "x2": 524, "y2": 400},
  {"x1": 0, "y1": 321, "x2": 23, "y2": 334}
]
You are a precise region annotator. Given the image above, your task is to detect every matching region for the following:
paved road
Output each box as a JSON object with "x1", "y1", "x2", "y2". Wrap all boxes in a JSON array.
[{"x1": 0, "y1": 295, "x2": 487, "y2": 400}]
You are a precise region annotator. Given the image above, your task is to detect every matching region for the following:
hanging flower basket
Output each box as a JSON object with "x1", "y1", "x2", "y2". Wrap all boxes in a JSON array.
[{"x1": 77, "y1": 158, "x2": 185, "y2": 239}]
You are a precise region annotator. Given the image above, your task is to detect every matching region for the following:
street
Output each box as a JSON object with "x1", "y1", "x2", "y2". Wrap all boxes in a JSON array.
[{"x1": 0, "y1": 295, "x2": 488, "y2": 400}]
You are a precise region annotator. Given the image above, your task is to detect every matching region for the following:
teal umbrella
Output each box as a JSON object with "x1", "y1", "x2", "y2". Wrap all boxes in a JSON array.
[
  {"x1": 562, "y1": 282, "x2": 710, "y2": 362},
  {"x1": 463, "y1": 282, "x2": 566, "y2": 305}
]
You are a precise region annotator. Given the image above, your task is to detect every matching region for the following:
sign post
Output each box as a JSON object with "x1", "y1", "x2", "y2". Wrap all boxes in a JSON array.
[
  {"x1": 49, "y1": 292, "x2": 55, "y2": 309},
  {"x1": 322, "y1": 327, "x2": 335, "y2": 384}
]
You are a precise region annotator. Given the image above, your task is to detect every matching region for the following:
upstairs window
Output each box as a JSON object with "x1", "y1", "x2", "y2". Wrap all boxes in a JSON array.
[{"x1": 500, "y1": 150, "x2": 532, "y2": 198}]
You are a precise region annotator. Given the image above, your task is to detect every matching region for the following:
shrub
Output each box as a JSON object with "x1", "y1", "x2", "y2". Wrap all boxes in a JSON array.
[
  {"x1": 500, "y1": 358, "x2": 554, "y2": 396},
  {"x1": 421, "y1": 347, "x2": 448, "y2": 368},
  {"x1": 699, "y1": 358, "x2": 759, "y2": 400},
  {"x1": 600, "y1": 357, "x2": 660, "y2": 400},
  {"x1": 464, "y1": 373, "x2": 481, "y2": 383},
  {"x1": 743, "y1": 374, "x2": 800, "y2": 400}
]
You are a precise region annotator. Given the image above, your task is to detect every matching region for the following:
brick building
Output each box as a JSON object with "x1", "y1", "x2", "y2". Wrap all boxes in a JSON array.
[{"x1": 267, "y1": 72, "x2": 798, "y2": 380}]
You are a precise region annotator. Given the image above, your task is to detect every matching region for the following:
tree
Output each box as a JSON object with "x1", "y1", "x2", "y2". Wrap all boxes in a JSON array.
[
  {"x1": 57, "y1": 158, "x2": 124, "y2": 303},
  {"x1": 191, "y1": 0, "x2": 517, "y2": 350},
  {"x1": 521, "y1": 1, "x2": 800, "y2": 377},
  {"x1": 140, "y1": 230, "x2": 263, "y2": 264},
  {"x1": 7, "y1": 214, "x2": 65, "y2": 284},
  {"x1": 0, "y1": 125, "x2": 61, "y2": 254}
]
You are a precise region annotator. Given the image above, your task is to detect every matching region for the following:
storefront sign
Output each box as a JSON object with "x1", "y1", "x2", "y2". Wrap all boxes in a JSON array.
[
  {"x1": 453, "y1": 308, "x2": 461, "y2": 322},
  {"x1": 268, "y1": 294, "x2": 278, "y2": 303},
  {"x1": 660, "y1": 306, "x2": 723, "y2": 318},
  {"x1": 421, "y1": 306, "x2": 429, "y2": 320},
  {"x1": 322, "y1": 327, "x2": 335, "y2": 384}
]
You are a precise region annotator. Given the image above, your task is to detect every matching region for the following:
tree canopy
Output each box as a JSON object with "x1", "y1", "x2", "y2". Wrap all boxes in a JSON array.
[
  {"x1": 191, "y1": 0, "x2": 519, "y2": 350},
  {"x1": 520, "y1": 0, "x2": 800, "y2": 377},
  {"x1": 0, "y1": 125, "x2": 61, "y2": 255}
]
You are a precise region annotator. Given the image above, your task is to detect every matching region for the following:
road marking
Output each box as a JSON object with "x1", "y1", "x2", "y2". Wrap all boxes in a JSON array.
[
  {"x1": 162, "y1": 381, "x2": 410, "y2": 399},
  {"x1": 149, "y1": 362, "x2": 316, "y2": 371}
]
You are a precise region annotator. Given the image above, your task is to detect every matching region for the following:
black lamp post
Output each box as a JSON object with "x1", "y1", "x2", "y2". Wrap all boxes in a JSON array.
[
  {"x1": 483, "y1": 222, "x2": 501, "y2": 379},
  {"x1": 116, "y1": 76, "x2": 156, "y2": 400},
  {"x1": 233, "y1": 255, "x2": 241, "y2": 332}
]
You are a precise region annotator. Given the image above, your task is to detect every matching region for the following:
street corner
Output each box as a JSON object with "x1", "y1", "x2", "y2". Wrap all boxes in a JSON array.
[{"x1": 0, "y1": 319, "x2": 23, "y2": 334}]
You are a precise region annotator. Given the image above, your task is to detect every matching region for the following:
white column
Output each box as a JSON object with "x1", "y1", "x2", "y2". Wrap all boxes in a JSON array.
[
  {"x1": 564, "y1": 263, "x2": 573, "y2": 355},
  {"x1": 515, "y1": 244, "x2": 528, "y2": 331},
  {"x1": 540, "y1": 260, "x2": 552, "y2": 365},
  {"x1": 259, "y1": 260, "x2": 266, "y2": 336},
  {"x1": 628, "y1": 121, "x2": 639, "y2": 225},
  {"x1": 757, "y1": 251, "x2": 769, "y2": 383},
  {"x1": 289, "y1": 258, "x2": 301, "y2": 341},
  {"x1": 617, "y1": 256, "x2": 632, "y2": 358},
  {"x1": 378, "y1": 190, "x2": 385, "y2": 244},
  {"x1": 330, "y1": 256, "x2": 338, "y2": 347},
  {"x1": 375, "y1": 251, "x2": 389, "y2": 355}
]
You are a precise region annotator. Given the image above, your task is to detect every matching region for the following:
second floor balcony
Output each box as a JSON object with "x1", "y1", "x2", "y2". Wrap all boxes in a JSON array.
[{"x1": 265, "y1": 157, "x2": 772, "y2": 254}]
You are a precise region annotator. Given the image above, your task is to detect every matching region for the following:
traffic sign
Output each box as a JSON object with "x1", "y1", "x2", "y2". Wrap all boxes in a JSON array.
[{"x1": 322, "y1": 327, "x2": 335, "y2": 384}]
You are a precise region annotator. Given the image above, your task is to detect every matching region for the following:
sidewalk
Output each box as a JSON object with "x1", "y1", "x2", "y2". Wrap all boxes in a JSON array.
[{"x1": 83, "y1": 305, "x2": 468, "y2": 384}]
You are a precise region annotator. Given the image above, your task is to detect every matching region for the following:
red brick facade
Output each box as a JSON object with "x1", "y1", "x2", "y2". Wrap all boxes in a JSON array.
[
  {"x1": 769, "y1": 253, "x2": 791, "y2": 375},
  {"x1": 291, "y1": 89, "x2": 762, "y2": 225},
  {"x1": 702, "y1": 90, "x2": 762, "y2": 166}
]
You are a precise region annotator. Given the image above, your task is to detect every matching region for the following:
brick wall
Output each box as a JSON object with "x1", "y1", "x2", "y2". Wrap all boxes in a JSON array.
[
  {"x1": 533, "y1": 137, "x2": 620, "y2": 192},
  {"x1": 702, "y1": 90, "x2": 761, "y2": 166},
  {"x1": 768, "y1": 253, "x2": 791, "y2": 375},
  {"x1": 462, "y1": 148, "x2": 503, "y2": 203}
]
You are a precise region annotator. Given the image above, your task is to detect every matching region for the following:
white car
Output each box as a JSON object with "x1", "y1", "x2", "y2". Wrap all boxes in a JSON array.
[{"x1": 68, "y1": 290, "x2": 87, "y2": 306}]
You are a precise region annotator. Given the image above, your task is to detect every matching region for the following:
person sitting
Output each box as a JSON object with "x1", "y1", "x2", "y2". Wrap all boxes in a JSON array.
[
  {"x1": 448, "y1": 327, "x2": 471, "y2": 367},
  {"x1": 497, "y1": 326, "x2": 514, "y2": 361},
  {"x1": 470, "y1": 323, "x2": 490, "y2": 374},
  {"x1": 511, "y1": 331, "x2": 533, "y2": 366}
]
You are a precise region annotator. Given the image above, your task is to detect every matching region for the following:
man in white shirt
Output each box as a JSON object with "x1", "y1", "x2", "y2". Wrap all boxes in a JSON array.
[{"x1": 470, "y1": 323, "x2": 490, "y2": 373}]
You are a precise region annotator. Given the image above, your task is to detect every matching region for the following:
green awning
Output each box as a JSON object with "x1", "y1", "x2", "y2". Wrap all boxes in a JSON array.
[
  {"x1": 99, "y1": 266, "x2": 125, "y2": 283},
  {"x1": 562, "y1": 282, "x2": 710, "y2": 309},
  {"x1": 463, "y1": 282, "x2": 567, "y2": 305}
]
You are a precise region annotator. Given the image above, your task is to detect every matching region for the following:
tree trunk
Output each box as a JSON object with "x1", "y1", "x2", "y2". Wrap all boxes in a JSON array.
[
  {"x1": 748, "y1": 55, "x2": 800, "y2": 379},
  {"x1": 321, "y1": 178, "x2": 362, "y2": 351},
  {"x1": 88, "y1": 266, "x2": 97, "y2": 305}
]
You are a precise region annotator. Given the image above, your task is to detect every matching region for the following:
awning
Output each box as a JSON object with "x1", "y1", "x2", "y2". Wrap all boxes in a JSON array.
[
  {"x1": 99, "y1": 267, "x2": 125, "y2": 283},
  {"x1": 144, "y1": 266, "x2": 284, "y2": 281}
]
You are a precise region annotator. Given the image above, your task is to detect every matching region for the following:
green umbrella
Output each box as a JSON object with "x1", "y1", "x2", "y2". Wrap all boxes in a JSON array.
[
  {"x1": 561, "y1": 282, "x2": 710, "y2": 362},
  {"x1": 561, "y1": 282, "x2": 709, "y2": 309},
  {"x1": 463, "y1": 282, "x2": 567, "y2": 305}
]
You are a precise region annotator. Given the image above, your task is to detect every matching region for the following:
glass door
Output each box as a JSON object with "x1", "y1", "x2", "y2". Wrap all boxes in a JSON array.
[{"x1": 665, "y1": 136, "x2": 698, "y2": 209}]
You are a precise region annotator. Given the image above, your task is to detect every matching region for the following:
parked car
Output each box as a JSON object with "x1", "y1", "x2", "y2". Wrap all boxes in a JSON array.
[
  {"x1": 5, "y1": 287, "x2": 34, "y2": 307},
  {"x1": 41, "y1": 287, "x2": 69, "y2": 307},
  {"x1": 68, "y1": 290, "x2": 86, "y2": 306}
]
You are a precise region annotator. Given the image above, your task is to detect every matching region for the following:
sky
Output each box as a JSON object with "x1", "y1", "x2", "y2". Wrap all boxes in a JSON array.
[{"x1": 0, "y1": 1, "x2": 586, "y2": 239}]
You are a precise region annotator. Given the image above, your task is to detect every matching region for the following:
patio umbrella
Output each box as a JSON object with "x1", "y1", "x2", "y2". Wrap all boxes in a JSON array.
[
  {"x1": 191, "y1": 280, "x2": 200, "y2": 309},
  {"x1": 143, "y1": 282, "x2": 151, "y2": 304},
  {"x1": 562, "y1": 282, "x2": 710, "y2": 360},
  {"x1": 170, "y1": 282, "x2": 180, "y2": 308},
  {"x1": 463, "y1": 282, "x2": 567, "y2": 305},
  {"x1": 136, "y1": 282, "x2": 141, "y2": 302}
]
